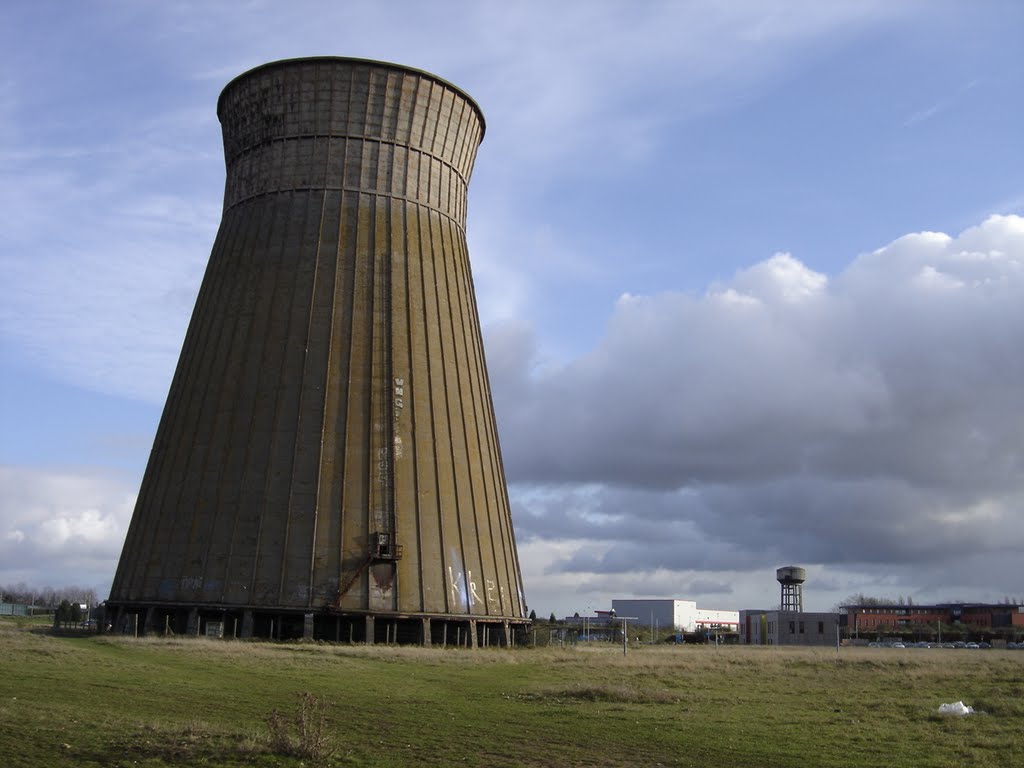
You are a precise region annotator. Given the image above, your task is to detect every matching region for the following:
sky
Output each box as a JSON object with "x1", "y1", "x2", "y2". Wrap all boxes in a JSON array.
[{"x1": 2, "y1": 0, "x2": 1024, "y2": 617}]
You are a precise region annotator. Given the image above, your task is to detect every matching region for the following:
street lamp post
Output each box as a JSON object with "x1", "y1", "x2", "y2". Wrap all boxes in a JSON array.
[{"x1": 619, "y1": 617, "x2": 638, "y2": 656}]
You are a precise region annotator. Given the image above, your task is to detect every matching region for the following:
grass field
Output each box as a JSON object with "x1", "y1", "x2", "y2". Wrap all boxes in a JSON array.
[{"x1": 1, "y1": 618, "x2": 1021, "y2": 767}]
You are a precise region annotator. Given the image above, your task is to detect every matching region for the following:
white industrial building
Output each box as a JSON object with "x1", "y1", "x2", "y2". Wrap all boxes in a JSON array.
[{"x1": 611, "y1": 599, "x2": 739, "y2": 633}]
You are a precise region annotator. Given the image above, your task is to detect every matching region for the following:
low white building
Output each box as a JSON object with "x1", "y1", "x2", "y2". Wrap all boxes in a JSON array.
[{"x1": 611, "y1": 599, "x2": 739, "y2": 633}]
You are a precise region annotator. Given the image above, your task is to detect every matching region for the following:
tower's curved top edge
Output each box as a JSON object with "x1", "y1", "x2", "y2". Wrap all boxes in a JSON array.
[{"x1": 217, "y1": 56, "x2": 486, "y2": 139}]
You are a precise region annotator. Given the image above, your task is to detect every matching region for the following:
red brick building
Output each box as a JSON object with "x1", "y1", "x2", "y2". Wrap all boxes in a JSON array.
[{"x1": 843, "y1": 603, "x2": 1024, "y2": 637}]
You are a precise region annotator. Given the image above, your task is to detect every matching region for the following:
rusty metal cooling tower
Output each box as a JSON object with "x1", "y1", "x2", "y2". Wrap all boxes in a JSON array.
[{"x1": 107, "y1": 57, "x2": 527, "y2": 646}]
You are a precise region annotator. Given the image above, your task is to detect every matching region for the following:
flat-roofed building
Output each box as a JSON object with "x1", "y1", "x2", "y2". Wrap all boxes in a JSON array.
[
  {"x1": 740, "y1": 610, "x2": 841, "y2": 646},
  {"x1": 843, "y1": 603, "x2": 1024, "y2": 636},
  {"x1": 610, "y1": 599, "x2": 738, "y2": 634}
]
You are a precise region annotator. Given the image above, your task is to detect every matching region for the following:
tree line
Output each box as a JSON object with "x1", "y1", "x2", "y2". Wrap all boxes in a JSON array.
[
  {"x1": 833, "y1": 593, "x2": 1022, "y2": 611},
  {"x1": 0, "y1": 582, "x2": 99, "y2": 609}
]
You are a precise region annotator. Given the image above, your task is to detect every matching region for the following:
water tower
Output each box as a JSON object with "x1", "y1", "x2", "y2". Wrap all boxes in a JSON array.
[
  {"x1": 107, "y1": 57, "x2": 527, "y2": 646},
  {"x1": 776, "y1": 566, "x2": 806, "y2": 612}
]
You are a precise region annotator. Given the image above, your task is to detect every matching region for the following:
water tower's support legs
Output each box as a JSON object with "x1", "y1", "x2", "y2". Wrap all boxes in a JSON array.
[
  {"x1": 364, "y1": 615, "x2": 375, "y2": 645},
  {"x1": 186, "y1": 608, "x2": 199, "y2": 636},
  {"x1": 303, "y1": 612, "x2": 314, "y2": 639},
  {"x1": 240, "y1": 610, "x2": 253, "y2": 639},
  {"x1": 469, "y1": 619, "x2": 478, "y2": 648},
  {"x1": 421, "y1": 617, "x2": 432, "y2": 646}
]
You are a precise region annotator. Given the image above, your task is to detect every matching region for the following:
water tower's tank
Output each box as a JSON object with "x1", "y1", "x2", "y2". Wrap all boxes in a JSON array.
[{"x1": 107, "y1": 57, "x2": 527, "y2": 647}]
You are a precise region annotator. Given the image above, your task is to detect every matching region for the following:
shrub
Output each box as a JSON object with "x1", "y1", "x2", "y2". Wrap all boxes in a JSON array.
[{"x1": 265, "y1": 691, "x2": 333, "y2": 761}]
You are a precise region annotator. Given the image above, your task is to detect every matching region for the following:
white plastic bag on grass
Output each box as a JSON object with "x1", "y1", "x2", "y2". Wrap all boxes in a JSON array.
[{"x1": 937, "y1": 701, "x2": 974, "y2": 716}]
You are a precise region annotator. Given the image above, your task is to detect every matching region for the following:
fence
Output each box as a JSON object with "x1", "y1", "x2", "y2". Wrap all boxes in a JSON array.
[{"x1": 0, "y1": 602, "x2": 31, "y2": 617}]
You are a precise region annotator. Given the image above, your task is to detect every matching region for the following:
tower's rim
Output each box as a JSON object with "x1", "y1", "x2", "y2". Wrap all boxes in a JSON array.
[{"x1": 217, "y1": 56, "x2": 486, "y2": 139}]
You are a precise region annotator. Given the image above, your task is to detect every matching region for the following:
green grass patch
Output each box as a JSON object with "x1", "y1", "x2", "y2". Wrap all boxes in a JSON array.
[{"x1": 0, "y1": 619, "x2": 1021, "y2": 767}]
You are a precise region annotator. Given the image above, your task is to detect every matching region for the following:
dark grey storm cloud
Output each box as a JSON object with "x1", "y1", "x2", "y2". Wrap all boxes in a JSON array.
[{"x1": 490, "y1": 216, "x2": 1024, "y2": 594}]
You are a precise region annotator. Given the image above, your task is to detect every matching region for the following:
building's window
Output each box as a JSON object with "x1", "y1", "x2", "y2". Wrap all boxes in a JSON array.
[
  {"x1": 818, "y1": 621, "x2": 824, "y2": 634},
  {"x1": 789, "y1": 621, "x2": 795, "y2": 633},
  {"x1": 799, "y1": 621, "x2": 805, "y2": 634}
]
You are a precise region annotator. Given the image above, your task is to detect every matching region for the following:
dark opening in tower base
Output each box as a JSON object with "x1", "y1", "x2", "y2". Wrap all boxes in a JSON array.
[{"x1": 102, "y1": 602, "x2": 530, "y2": 648}]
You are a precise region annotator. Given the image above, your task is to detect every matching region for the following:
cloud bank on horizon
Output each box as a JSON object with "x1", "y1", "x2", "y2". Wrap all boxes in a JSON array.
[{"x1": 2, "y1": 1, "x2": 1023, "y2": 614}]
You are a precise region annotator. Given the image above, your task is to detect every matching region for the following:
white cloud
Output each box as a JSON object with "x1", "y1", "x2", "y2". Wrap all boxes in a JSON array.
[
  {"x1": 0, "y1": 466, "x2": 136, "y2": 593},
  {"x1": 724, "y1": 252, "x2": 829, "y2": 304},
  {"x1": 38, "y1": 509, "x2": 123, "y2": 553}
]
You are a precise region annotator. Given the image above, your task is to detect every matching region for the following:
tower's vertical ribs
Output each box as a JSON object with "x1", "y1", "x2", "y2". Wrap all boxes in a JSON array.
[
  {"x1": 306, "y1": 60, "x2": 335, "y2": 607},
  {"x1": 213, "y1": 196, "x2": 276, "y2": 606},
  {"x1": 249, "y1": 186, "x2": 303, "y2": 606},
  {"x1": 423, "y1": 79, "x2": 467, "y2": 614},
  {"x1": 387, "y1": 70, "x2": 422, "y2": 612},
  {"x1": 197, "y1": 194, "x2": 271, "y2": 601},
  {"x1": 276, "y1": 169, "x2": 324, "y2": 608},
  {"x1": 280, "y1": 62, "x2": 334, "y2": 609},
  {"x1": 406, "y1": 75, "x2": 447, "y2": 614},
  {"x1": 340, "y1": 178, "x2": 373, "y2": 607},
  {"x1": 439, "y1": 208, "x2": 487, "y2": 615},
  {"x1": 406, "y1": 196, "x2": 436, "y2": 611},
  {"x1": 332, "y1": 65, "x2": 358, "y2": 609},
  {"x1": 406, "y1": 77, "x2": 440, "y2": 614}
]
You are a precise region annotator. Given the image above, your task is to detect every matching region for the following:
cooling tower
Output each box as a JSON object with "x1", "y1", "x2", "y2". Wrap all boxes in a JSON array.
[{"x1": 107, "y1": 57, "x2": 527, "y2": 646}]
